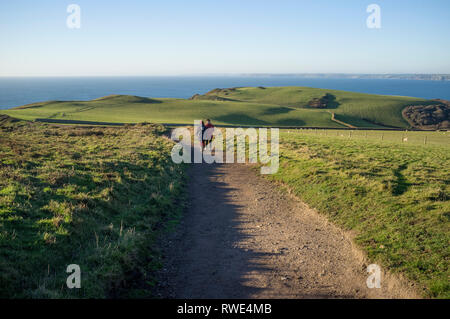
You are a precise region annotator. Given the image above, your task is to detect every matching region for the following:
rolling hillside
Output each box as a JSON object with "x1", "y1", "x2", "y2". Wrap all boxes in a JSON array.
[
  {"x1": 0, "y1": 87, "x2": 432, "y2": 128},
  {"x1": 194, "y1": 87, "x2": 429, "y2": 128}
]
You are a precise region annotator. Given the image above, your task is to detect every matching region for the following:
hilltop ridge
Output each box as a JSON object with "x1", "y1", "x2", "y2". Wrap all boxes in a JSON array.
[{"x1": 1, "y1": 87, "x2": 446, "y2": 129}]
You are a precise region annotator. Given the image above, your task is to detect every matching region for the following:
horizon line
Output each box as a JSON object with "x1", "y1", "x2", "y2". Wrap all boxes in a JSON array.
[{"x1": 0, "y1": 73, "x2": 449, "y2": 78}]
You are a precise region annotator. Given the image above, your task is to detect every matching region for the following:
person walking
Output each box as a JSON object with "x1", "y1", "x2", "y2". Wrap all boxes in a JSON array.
[
  {"x1": 199, "y1": 120, "x2": 205, "y2": 149},
  {"x1": 203, "y1": 119, "x2": 214, "y2": 149}
]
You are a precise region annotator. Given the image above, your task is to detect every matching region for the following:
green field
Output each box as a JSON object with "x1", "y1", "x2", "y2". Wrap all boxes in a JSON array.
[
  {"x1": 190, "y1": 86, "x2": 430, "y2": 127},
  {"x1": 0, "y1": 116, "x2": 186, "y2": 298},
  {"x1": 287, "y1": 128, "x2": 450, "y2": 147},
  {"x1": 0, "y1": 87, "x2": 431, "y2": 128},
  {"x1": 263, "y1": 130, "x2": 449, "y2": 298}
]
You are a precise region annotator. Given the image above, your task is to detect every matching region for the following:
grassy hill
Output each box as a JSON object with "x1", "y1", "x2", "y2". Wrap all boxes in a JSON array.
[
  {"x1": 0, "y1": 87, "x2": 431, "y2": 128},
  {"x1": 0, "y1": 116, "x2": 186, "y2": 298},
  {"x1": 196, "y1": 87, "x2": 429, "y2": 128}
]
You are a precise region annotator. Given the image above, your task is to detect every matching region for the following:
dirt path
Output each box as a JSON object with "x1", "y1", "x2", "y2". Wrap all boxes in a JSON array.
[{"x1": 155, "y1": 162, "x2": 417, "y2": 299}]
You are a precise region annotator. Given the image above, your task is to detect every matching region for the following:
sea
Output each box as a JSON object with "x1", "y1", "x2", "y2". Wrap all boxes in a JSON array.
[{"x1": 1, "y1": 76, "x2": 450, "y2": 109}]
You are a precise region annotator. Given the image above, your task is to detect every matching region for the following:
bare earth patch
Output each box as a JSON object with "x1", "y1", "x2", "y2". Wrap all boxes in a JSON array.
[{"x1": 156, "y1": 163, "x2": 418, "y2": 299}]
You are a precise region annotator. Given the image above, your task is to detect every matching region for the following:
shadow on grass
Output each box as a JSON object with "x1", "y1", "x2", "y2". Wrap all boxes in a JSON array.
[
  {"x1": 261, "y1": 106, "x2": 294, "y2": 115},
  {"x1": 392, "y1": 163, "x2": 412, "y2": 196},
  {"x1": 214, "y1": 113, "x2": 269, "y2": 126}
]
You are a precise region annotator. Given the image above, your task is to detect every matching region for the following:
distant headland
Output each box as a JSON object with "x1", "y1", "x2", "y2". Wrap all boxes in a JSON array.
[{"x1": 238, "y1": 73, "x2": 450, "y2": 81}]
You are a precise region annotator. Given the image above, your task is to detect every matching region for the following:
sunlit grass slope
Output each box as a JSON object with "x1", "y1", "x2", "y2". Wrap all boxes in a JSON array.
[
  {"x1": 0, "y1": 87, "x2": 432, "y2": 128},
  {"x1": 1, "y1": 95, "x2": 341, "y2": 128},
  {"x1": 200, "y1": 87, "x2": 429, "y2": 128},
  {"x1": 0, "y1": 116, "x2": 186, "y2": 298},
  {"x1": 266, "y1": 130, "x2": 449, "y2": 298}
]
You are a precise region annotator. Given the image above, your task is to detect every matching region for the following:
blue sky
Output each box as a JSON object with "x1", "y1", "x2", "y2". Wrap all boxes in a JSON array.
[{"x1": 0, "y1": 0, "x2": 449, "y2": 76}]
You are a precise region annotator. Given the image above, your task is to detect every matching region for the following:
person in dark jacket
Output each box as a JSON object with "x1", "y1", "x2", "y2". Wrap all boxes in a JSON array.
[
  {"x1": 203, "y1": 119, "x2": 214, "y2": 149},
  {"x1": 199, "y1": 120, "x2": 205, "y2": 149}
]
